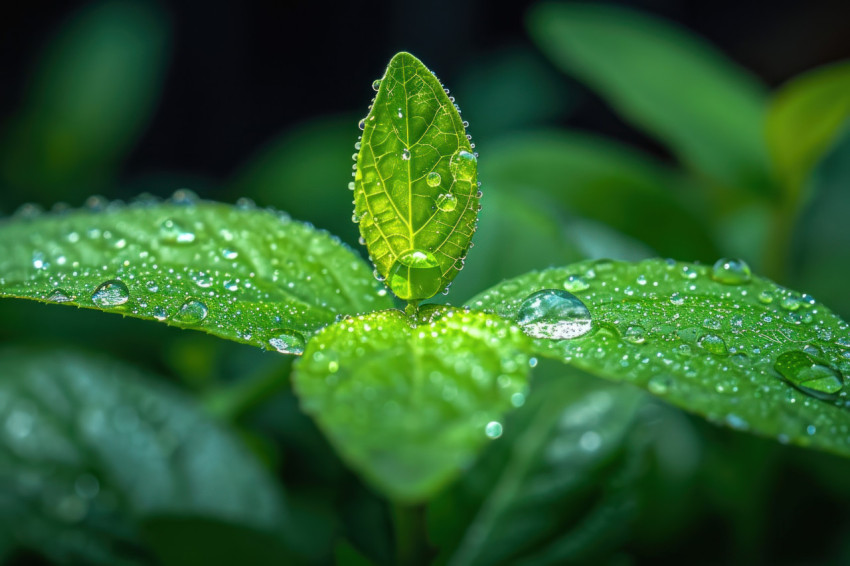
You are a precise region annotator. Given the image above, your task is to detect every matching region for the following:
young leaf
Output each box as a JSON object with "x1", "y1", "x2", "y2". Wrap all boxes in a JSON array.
[
  {"x1": 0, "y1": 197, "x2": 392, "y2": 354},
  {"x1": 354, "y1": 52, "x2": 479, "y2": 303},
  {"x1": 467, "y1": 258, "x2": 850, "y2": 458},
  {"x1": 528, "y1": 3, "x2": 772, "y2": 193},
  {"x1": 292, "y1": 307, "x2": 532, "y2": 503},
  {"x1": 766, "y1": 60, "x2": 850, "y2": 199},
  {"x1": 0, "y1": 347, "x2": 290, "y2": 564}
]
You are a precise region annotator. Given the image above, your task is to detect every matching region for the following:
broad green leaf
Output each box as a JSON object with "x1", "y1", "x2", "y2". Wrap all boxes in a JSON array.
[
  {"x1": 292, "y1": 307, "x2": 532, "y2": 502},
  {"x1": 528, "y1": 3, "x2": 772, "y2": 193},
  {"x1": 0, "y1": 197, "x2": 392, "y2": 354},
  {"x1": 0, "y1": 0, "x2": 170, "y2": 203},
  {"x1": 766, "y1": 60, "x2": 850, "y2": 199},
  {"x1": 0, "y1": 347, "x2": 289, "y2": 564},
  {"x1": 431, "y1": 366, "x2": 657, "y2": 566},
  {"x1": 467, "y1": 258, "x2": 850, "y2": 457},
  {"x1": 354, "y1": 52, "x2": 480, "y2": 302},
  {"x1": 484, "y1": 131, "x2": 719, "y2": 262}
]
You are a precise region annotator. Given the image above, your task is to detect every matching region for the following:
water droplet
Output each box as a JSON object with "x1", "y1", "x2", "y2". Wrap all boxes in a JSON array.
[
  {"x1": 516, "y1": 289, "x2": 592, "y2": 340},
  {"x1": 781, "y1": 294, "x2": 803, "y2": 311},
  {"x1": 388, "y1": 249, "x2": 442, "y2": 301},
  {"x1": 563, "y1": 275, "x2": 590, "y2": 292},
  {"x1": 358, "y1": 118, "x2": 366, "y2": 130},
  {"x1": 436, "y1": 193, "x2": 458, "y2": 212},
  {"x1": 698, "y1": 334, "x2": 727, "y2": 355},
  {"x1": 47, "y1": 289, "x2": 73, "y2": 303},
  {"x1": 670, "y1": 292, "x2": 685, "y2": 306},
  {"x1": 401, "y1": 148, "x2": 411, "y2": 160},
  {"x1": 710, "y1": 258, "x2": 752, "y2": 284},
  {"x1": 91, "y1": 280, "x2": 129, "y2": 307},
  {"x1": 348, "y1": 181, "x2": 355, "y2": 191},
  {"x1": 449, "y1": 149, "x2": 477, "y2": 182},
  {"x1": 173, "y1": 299, "x2": 208, "y2": 324},
  {"x1": 426, "y1": 171, "x2": 442, "y2": 187},
  {"x1": 758, "y1": 290, "x2": 775, "y2": 304},
  {"x1": 485, "y1": 421, "x2": 503, "y2": 439},
  {"x1": 623, "y1": 325, "x2": 646, "y2": 344},
  {"x1": 268, "y1": 329, "x2": 306, "y2": 355},
  {"x1": 160, "y1": 218, "x2": 195, "y2": 244},
  {"x1": 372, "y1": 79, "x2": 382, "y2": 91},
  {"x1": 775, "y1": 351, "x2": 843, "y2": 400}
]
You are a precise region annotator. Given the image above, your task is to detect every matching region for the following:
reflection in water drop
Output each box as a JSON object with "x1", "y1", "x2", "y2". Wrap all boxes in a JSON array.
[
  {"x1": 774, "y1": 351, "x2": 844, "y2": 400},
  {"x1": 91, "y1": 280, "x2": 130, "y2": 307},
  {"x1": 516, "y1": 289, "x2": 592, "y2": 340},
  {"x1": 388, "y1": 249, "x2": 442, "y2": 301},
  {"x1": 268, "y1": 329, "x2": 306, "y2": 355},
  {"x1": 173, "y1": 299, "x2": 209, "y2": 324},
  {"x1": 710, "y1": 258, "x2": 752, "y2": 285},
  {"x1": 426, "y1": 172, "x2": 442, "y2": 187},
  {"x1": 436, "y1": 193, "x2": 458, "y2": 212},
  {"x1": 449, "y1": 149, "x2": 477, "y2": 182}
]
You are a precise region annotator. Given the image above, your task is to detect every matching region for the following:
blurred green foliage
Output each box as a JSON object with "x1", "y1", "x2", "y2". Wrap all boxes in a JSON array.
[{"x1": 1, "y1": 0, "x2": 849, "y2": 564}]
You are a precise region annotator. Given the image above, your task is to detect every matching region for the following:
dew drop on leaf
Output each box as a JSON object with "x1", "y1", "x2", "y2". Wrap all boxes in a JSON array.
[
  {"x1": 91, "y1": 280, "x2": 130, "y2": 307},
  {"x1": 401, "y1": 148, "x2": 411, "y2": 160},
  {"x1": 436, "y1": 193, "x2": 458, "y2": 212},
  {"x1": 426, "y1": 171, "x2": 442, "y2": 187},
  {"x1": 623, "y1": 325, "x2": 647, "y2": 344},
  {"x1": 268, "y1": 329, "x2": 306, "y2": 355},
  {"x1": 563, "y1": 275, "x2": 590, "y2": 292},
  {"x1": 774, "y1": 351, "x2": 844, "y2": 400},
  {"x1": 449, "y1": 149, "x2": 477, "y2": 182},
  {"x1": 159, "y1": 218, "x2": 195, "y2": 244},
  {"x1": 697, "y1": 334, "x2": 727, "y2": 355},
  {"x1": 388, "y1": 249, "x2": 442, "y2": 302},
  {"x1": 173, "y1": 299, "x2": 209, "y2": 324},
  {"x1": 516, "y1": 289, "x2": 592, "y2": 340},
  {"x1": 372, "y1": 79, "x2": 382, "y2": 91},
  {"x1": 47, "y1": 289, "x2": 73, "y2": 303},
  {"x1": 484, "y1": 421, "x2": 503, "y2": 439},
  {"x1": 710, "y1": 257, "x2": 752, "y2": 284}
]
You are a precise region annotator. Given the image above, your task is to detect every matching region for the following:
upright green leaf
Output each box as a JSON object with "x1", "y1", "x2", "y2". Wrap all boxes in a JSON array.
[
  {"x1": 292, "y1": 307, "x2": 532, "y2": 502},
  {"x1": 0, "y1": 348, "x2": 290, "y2": 564},
  {"x1": 0, "y1": 0, "x2": 170, "y2": 203},
  {"x1": 766, "y1": 60, "x2": 850, "y2": 199},
  {"x1": 528, "y1": 3, "x2": 771, "y2": 193},
  {"x1": 354, "y1": 52, "x2": 480, "y2": 302},
  {"x1": 467, "y1": 258, "x2": 850, "y2": 458},
  {"x1": 0, "y1": 197, "x2": 392, "y2": 353}
]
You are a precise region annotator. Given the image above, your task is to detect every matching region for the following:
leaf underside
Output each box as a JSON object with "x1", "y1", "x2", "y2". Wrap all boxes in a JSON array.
[
  {"x1": 292, "y1": 307, "x2": 532, "y2": 503},
  {"x1": 354, "y1": 52, "x2": 479, "y2": 301},
  {"x1": 467, "y1": 258, "x2": 850, "y2": 458},
  {"x1": 0, "y1": 197, "x2": 393, "y2": 353}
]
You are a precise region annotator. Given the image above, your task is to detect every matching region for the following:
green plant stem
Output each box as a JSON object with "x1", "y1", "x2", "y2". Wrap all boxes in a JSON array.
[
  {"x1": 392, "y1": 502, "x2": 431, "y2": 566},
  {"x1": 202, "y1": 357, "x2": 293, "y2": 421}
]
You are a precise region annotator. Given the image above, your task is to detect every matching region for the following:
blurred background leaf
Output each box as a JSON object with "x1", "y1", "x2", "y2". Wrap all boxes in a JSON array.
[{"x1": 0, "y1": 0, "x2": 170, "y2": 207}]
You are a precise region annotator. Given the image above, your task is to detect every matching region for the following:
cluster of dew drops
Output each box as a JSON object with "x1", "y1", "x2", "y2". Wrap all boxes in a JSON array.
[
  {"x1": 481, "y1": 256, "x2": 850, "y2": 437},
  {"x1": 350, "y1": 77, "x2": 483, "y2": 295},
  {"x1": 5, "y1": 190, "x2": 386, "y2": 357}
]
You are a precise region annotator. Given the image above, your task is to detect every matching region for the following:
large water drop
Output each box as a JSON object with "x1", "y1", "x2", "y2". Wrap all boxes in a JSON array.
[
  {"x1": 516, "y1": 289, "x2": 592, "y2": 340},
  {"x1": 774, "y1": 351, "x2": 843, "y2": 400},
  {"x1": 91, "y1": 280, "x2": 130, "y2": 307},
  {"x1": 710, "y1": 258, "x2": 752, "y2": 285},
  {"x1": 449, "y1": 150, "x2": 477, "y2": 182},
  {"x1": 388, "y1": 249, "x2": 442, "y2": 301},
  {"x1": 268, "y1": 329, "x2": 306, "y2": 355},
  {"x1": 173, "y1": 299, "x2": 209, "y2": 324}
]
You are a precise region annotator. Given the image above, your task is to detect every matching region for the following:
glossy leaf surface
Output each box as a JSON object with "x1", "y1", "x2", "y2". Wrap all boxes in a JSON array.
[
  {"x1": 0, "y1": 197, "x2": 392, "y2": 353},
  {"x1": 292, "y1": 307, "x2": 532, "y2": 502},
  {"x1": 528, "y1": 3, "x2": 771, "y2": 193},
  {"x1": 467, "y1": 258, "x2": 850, "y2": 457},
  {"x1": 0, "y1": 348, "x2": 288, "y2": 564},
  {"x1": 354, "y1": 52, "x2": 479, "y2": 302}
]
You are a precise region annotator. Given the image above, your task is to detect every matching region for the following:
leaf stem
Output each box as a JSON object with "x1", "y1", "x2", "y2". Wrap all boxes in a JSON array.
[{"x1": 392, "y1": 502, "x2": 432, "y2": 566}]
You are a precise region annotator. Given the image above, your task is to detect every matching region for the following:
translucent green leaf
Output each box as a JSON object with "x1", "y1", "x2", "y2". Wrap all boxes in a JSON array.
[
  {"x1": 484, "y1": 131, "x2": 719, "y2": 262},
  {"x1": 0, "y1": 0, "x2": 170, "y2": 203},
  {"x1": 0, "y1": 347, "x2": 289, "y2": 564},
  {"x1": 431, "y1": 366, "x2": 657, "y2": 565},
  {"x1": 528, "y1": 3, "x2": 771, "y2": 193},
  {"x1": 292, "y1": 307, "x2": 532, "y2": 502},
  {"x1": 467, "y1": 258, "x2": 850, "y2": 457},
  {"x1": 0, "y1": 197, "x2": 392, "y2": 353},
  {"x1": 766, "y1": 60, "x2": 850, "y2": 198},
  {"x1": 354, "y1": 52, "x2": 480, "y2": 302}
]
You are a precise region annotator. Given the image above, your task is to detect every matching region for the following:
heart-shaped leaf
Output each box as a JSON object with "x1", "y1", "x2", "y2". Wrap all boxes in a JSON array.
[
  {"x1": 467, "y1": 258, "x2": 850, "y2": 457},
  {"x1": 354, "y1": 52, "x2": 480, "y2": 302},
  {"x1": 0, "y1": 196, "x2": 392, "y2": 354},
  {"x1": 292, "y1": 307, "x2": 532, "y2": 502}
]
